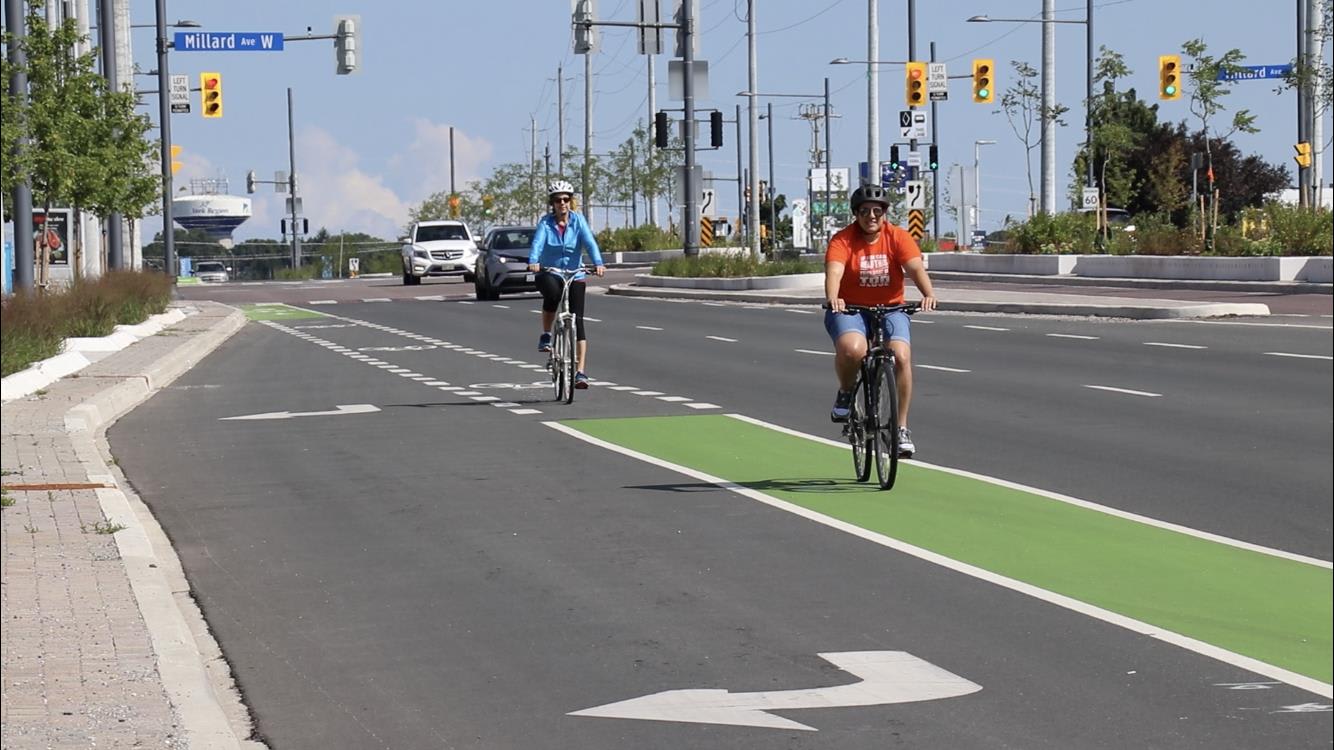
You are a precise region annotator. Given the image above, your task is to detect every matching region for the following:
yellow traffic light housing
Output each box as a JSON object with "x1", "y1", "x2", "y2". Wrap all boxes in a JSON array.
[
  {"x1": 1158, "y1": 55, "x2": 1180, "y2": 101},
  {"x1": 201, "y1": 72, "x2": 222, "y2": 117},
  {"x1": 905, "y1": 61, "x2": 927, "y2": 108},
  {"x1": 972, "y1": 58, "x2": 995, "y2": 104},
  {"x1": 1294, "y1": 142, "x2": 1312, "y2": 168},
  {"x1": 170, "y1": 144, "x2": 183, "y2": 174}
]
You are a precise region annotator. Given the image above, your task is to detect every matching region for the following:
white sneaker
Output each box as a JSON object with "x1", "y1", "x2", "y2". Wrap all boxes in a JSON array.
[{"x1": 898, "y1": 427, "x2": 915, "y2": 457}]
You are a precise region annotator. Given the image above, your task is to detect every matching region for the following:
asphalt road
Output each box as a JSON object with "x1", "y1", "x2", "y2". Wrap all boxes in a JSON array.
[{"x1": 109, "y1": 289, "x2": 1332, "y2": 748}]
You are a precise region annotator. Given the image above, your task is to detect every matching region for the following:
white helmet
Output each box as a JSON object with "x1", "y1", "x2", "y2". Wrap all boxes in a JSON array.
[{"x1": 548, "y1": 180, "x2": 575, "y2": 199}]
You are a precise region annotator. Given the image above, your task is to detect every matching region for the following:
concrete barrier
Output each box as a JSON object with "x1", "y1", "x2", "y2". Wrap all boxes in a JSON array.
[{"x1": 923, "y1": 253, "x2": 1332, "y2": 283}]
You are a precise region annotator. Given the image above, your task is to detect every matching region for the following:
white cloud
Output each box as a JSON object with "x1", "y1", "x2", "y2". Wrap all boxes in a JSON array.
[
  {"x1": 281, "y1": 126, "x2": 410, "y2": 240},
  {"x1": 390, "y1": 119, "x2": 494, "y2": 202}
]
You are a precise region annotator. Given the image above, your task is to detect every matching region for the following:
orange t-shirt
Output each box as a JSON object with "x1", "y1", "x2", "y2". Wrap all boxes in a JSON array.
[{"x1": 824, "y1": 221, "x2": 922, "y2": 306}]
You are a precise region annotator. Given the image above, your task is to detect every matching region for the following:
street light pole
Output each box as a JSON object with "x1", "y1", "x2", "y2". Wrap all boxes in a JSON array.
[{"x1": 974, "y1": 139, "x2": 996, "y2": 243}]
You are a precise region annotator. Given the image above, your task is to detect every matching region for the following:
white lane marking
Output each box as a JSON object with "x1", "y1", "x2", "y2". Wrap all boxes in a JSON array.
[
  {"x1": 470, "y1": 396, "x2": 501, "y2": 402},
  {"x1": 414, "y1": 295, "x2": 445, "y2": 301},
  {"x1": 796, "y1": 348, "x2": 834, "y2": 356},
  {"x1": 633, "y1": 390, "x2": 665, "y2": 396},
  {"x1": 1084, "y1": 385, "x2": 1162, "y2": 398},
  {"x1": 424, "y1": 381, "x2": 451, "y2": 386},
  {"x1": 308, "y1": 300, "x2": 337, "y2": 305},
  {"x1": 608, "y1": 386, "x2": 639, "y2": 391},
  {"x1": 510, "y1": 408, "x2": 542, "y2": 415},
  {"x1": 551, "y1": 416, "x2": 1332, "y2": 699},
  {"x1": 707, "y1": 335, "x2": 738, "y2": 343},
  {"x1": 584, "y1": 316, "x2": 602, "y2": 322},
  {"x1": 492, "y1": 304, "x2": 511, "y2": 309},
  {"x1": 1182, "y1": 319, "x2": 1332, "y2": 330},
  {"x1": 454, "y1": 390, "x2": 482, "y2": 396},
  {"x1": 636, "y1": 325, "x2": 664, "y2": 331},
  {"x1": 965, "y1": 325, "x2": 1009, "y2": 332},
  {"x1": 703, "y1": 302, "x2": 727, "y2": 307},
  {"x1": 1265, "y1": 351, "x2": 1333, "y2": 360},
  {"x1": 1145, "y1": 342, "x2": 1206, "y2": 349},
  {"x1": 221, "y1": 404, "x2": 380, "y2": 421},
  {"x1": 918, "y1": 364, "x2": 971, "y2": 373},
  {"x1": 657, "y1": 396, "x2": 693, "y2": 403},
  {"x1": 786, "y1": 308, "x2": 817, "y2": 315},
  {"x1": 361, "y1": 298, "x2": 391, "y2": 303},
  {"x1": 570, "y1": 650, "x2": 980, "y2": 731},
  {"x1": 1047, "y1": 333, "x2": 1099, "y2": 340},
  {"x1": 685, "y1": 402, "x2": 720, "y2": 409},
  {"x1": 492, "y1": 402, "x2": 521, "y2": 408}
]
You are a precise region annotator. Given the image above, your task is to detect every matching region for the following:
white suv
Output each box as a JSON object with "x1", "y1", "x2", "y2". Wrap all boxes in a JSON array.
[
  {"x1": 194, "y1": 261, "x2": 230, "y2": 283},
  {"x1": 401, "y1": 220, "x2": 478, "y2": 286}
]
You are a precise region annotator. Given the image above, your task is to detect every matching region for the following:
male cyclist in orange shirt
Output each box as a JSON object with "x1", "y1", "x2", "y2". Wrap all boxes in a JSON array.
[{"x1": 824, "y1": 184, "x2": 937, "y2": 457}]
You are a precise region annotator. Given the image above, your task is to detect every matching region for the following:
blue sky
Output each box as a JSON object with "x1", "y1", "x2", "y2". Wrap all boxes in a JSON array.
[{"x1": 143, "y1": 0, "x2": 1331, "y2": 243}]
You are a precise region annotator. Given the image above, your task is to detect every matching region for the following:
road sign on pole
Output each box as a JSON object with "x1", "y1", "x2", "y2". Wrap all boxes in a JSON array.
[
  {"x1": 905, "y1": 180, "x2": 926, "y2": 211},
  {"x1": 169, "y1": 75, "x2": 190, "y2": 114},
  {"x1": 174, "y1": 32, "x2": 285, "y2": 51},
  {"x1": 927, "y1": 62, "x2": 948, "y2": 101},
  {"x1": 1081, "y1": 187, "x2": 1099, "y2": 210}
]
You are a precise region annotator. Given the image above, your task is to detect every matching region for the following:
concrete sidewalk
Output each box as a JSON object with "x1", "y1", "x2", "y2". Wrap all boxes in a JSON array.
[
  {"x1": 608, "y1": 275, "x2": 1275, "y2": 319},
  {"x1": 1, "y1": 301, "x2": 261, "y2": 749}
]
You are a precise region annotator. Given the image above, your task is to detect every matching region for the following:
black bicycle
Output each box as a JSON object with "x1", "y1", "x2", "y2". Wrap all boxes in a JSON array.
[{"x1": 827, "y1": 302, "x2": 920, "y2": 490}]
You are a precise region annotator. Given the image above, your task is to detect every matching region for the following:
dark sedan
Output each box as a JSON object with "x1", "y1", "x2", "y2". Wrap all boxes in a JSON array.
[{"x1": 473, "y1": 226, "x2": 537, "y2": 300}]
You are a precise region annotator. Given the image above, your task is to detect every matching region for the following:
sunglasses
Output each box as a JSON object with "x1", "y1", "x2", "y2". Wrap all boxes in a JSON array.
[
  {"x1": 856, "y1": 206, "x2": 886, "y2": 218},
  {"x1": 552, "y1": 196, "x2": 572, "y2": 203}
]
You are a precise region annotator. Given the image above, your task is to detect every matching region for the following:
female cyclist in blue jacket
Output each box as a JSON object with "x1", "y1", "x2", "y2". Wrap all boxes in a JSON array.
[{"x1": 528, "y1": 180, "x2": 606, "y2": 388}]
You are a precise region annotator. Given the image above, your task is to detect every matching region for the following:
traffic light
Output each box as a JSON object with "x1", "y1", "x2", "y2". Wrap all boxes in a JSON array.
[
  {"x1": 572, "y1": 0, "x2": 597, "y2": 54},
  {"x1": 1158, "y1": 54, "x2": 1181, "y2": 100},
  {"x1": 905, "y1": 61, "x2": 927, "y2": 108},
  {"x1": 246, "y1": 169, "x2": 257, "y2": 194},
  {"x1": 1294, "y1": 142, "x2": 1312, "y2": 168},
  {"x1": 171, "y1": 145, "x2": 183, "y2": 175},
  {"x1": 971, "y1": 58, "x2": 994, "y2": 104},
  {"x1": 334, "y1": 15, "x2": 359, "y2": 75},
  {"x1": 654, "y1": 110, "x2": 669, "y2": 148},
  {"x1": 928, "y1": 145, "x2": 939, "y2": 171},
  {"x1": 709, "y1": 110, "x2": 724, "y2": 148},
  {"x1": 889, "y1": 144, "x2": 901, "y2": 171},
  {"x1": 482, "y1": 194, "x2": 494, "y2": 216},
  {"x1": 448, "y1": 194, "x2": 460, "y2": 217},
  {"x1": 201, "y1": 72, "x2": 222, "y2": 118}
]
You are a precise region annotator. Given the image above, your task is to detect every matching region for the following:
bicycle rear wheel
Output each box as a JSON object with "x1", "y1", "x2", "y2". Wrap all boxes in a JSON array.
[
  {"x1": 873, "y1": 357, "x2": 900, "y2": 490},
  {"x1": 549, "y1": 323, "x2": 567, "y2": 402},
  {"x1": 847, "y1": 374, "x2": 872, "y2": 483},
  {"x1": 560, "y1": 320, "x2": 577, "y2": 404}
]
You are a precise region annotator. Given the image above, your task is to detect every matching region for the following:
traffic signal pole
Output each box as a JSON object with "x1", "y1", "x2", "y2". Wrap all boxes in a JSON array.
[
  {"x1": 288, "y1": 87, "x2": 301, "y2": 268},
  {"x1": 155, "y1": 0, "x2": 176, "y2": 278}
]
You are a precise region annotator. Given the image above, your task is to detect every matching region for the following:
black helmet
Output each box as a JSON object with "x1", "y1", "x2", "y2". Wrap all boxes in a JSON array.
[{"x1": 850, "y1": 184, "x2": 890, "y2": 212}]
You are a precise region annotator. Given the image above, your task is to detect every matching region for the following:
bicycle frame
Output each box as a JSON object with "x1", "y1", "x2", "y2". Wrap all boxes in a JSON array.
[
  {"x1": 830, "y1": 302, "x2": 920, "y2": 490},
  {"x1": 543, "y1": 267, "x2": 590, "y2": 404}
]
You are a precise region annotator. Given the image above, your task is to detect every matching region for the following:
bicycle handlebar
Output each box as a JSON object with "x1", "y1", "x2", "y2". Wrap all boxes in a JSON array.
[{"x1": 822, "y1": 301, "x2": 921, "y2": 315}]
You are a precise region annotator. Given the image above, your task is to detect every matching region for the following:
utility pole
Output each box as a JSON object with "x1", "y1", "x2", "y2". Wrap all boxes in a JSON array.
[
  {"x1": 287, "y1": 88, "x2": 301, "y2": 268},
  {"x1": 867, "y1": 0, "x2": 878, "y2": 182},
  {"x1": 646, "y1": 55, "x2": 657, "y2": 226},
  {"x1": 154, "y1": 0, "x2": 176, "y2": 278},
  {"x1": 746, "y1": 0, "x2": 760, "y2": 259},
  {"x1": 97, "y1": 0, "x2": 123, "y2": 269},
  {"x1": 1040, "y1": 0, "x2": 1056, "y2": 213},
  {"x1": 930, "y1": 40, "x2": 940, "y2": 240},
  {"x1": 557, "y1": 64, "x2": 566, "y2": 174},
  {"x1": 681, "y1": 0, "x2": 699, "y2": 254},
  {"x1": 584, "y1": 51, "x2": 592, "y2": 215}
]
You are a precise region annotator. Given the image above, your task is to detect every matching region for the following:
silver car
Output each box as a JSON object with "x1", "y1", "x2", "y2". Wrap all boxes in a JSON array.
[
  {"x1": 194, "y1": 260, "x2": 230, "y2": 283},
  {"x1": 473, "y1": 226, "x2": 537, "y2": 300}
]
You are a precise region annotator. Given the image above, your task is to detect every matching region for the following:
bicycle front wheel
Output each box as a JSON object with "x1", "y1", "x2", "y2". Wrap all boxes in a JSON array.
[
  {"x1": 873, "y1": 357, "x2": 900, "y2": 490},
  {"x1": 847, "y1": 373, "x2": 872, "y2": 483},
  {"x1": 560, "y1": 320, "x2": 576, "y2": 403}
]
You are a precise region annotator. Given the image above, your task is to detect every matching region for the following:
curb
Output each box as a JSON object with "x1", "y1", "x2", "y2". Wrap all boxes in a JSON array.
[
  {"x1": 64, "y1": 303, "x2": 261, "y2": 749},
  {"x1": 925, "y1": 270, "x2": 1333, "y2": 295}
]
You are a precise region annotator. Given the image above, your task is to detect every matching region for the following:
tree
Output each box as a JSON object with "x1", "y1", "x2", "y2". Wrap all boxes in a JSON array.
[
  {"x1": 1181, "y1": 38, "x2": 1258, "y2": 250},
  {"x1": 1000, "y1": 60, "x2": 1069, "y2": 216},
  {"x1": 17, "y1": 1, "x2": 158, "y2": 283}
]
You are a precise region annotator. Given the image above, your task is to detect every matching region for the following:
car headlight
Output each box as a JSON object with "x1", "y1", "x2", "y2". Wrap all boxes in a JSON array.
[{"x1": 412, "y1": 249, "x2": 430, "y2": 259}]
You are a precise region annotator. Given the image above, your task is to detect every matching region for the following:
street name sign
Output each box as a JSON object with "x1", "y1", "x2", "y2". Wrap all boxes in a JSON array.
[
  {"x1": 174, "y1": 32, "x2": 285, "y2": 51},
  {"x1": 1216, "y1": 64, "x2": 1292, "y2": 82}
]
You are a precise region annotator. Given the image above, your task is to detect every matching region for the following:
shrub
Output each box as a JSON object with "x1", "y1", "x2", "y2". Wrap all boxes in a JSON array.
[
  {"x1": 1005, "y1": 212, "x2": 1097, "y2": 254},
  {"x1": 651, "y1": 253, "x2": 821, "y2": 277},
  {"x1": 0, "y1": 270, "x2": 175, "y2": 377},
  {"x1": 596, "y1": 224, "x2": 681, "y2": 252},
  {"x1": 1264, "y1": 202, "x2": 1333, "y2": 256}
]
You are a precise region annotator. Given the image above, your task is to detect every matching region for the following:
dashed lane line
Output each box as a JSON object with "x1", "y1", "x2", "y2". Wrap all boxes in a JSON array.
[{"x1": 1084, "y1": 385, "x2": 1162, "y2": 398}]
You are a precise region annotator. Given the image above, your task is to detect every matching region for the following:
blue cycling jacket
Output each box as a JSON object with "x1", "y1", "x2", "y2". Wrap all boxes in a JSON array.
[{"x1": 528, "y1": 210, "x2": 604, "y2": 278}]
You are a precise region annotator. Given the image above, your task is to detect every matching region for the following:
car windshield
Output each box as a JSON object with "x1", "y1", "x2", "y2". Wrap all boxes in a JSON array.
[
  {"x1": 416, "y1": 225, "x2": 468, "y2": 242},
  {"x1": 489, "y1": 230, "x2": 534, "y2": 251},
  {"x1": 196, "y1": 262, "x2": 224, "y2": 273}
]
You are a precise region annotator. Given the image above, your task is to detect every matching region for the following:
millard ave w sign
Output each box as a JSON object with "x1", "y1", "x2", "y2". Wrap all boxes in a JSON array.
[{"x1": 174, "y1": 32, "x2": 285, "y2": 51}]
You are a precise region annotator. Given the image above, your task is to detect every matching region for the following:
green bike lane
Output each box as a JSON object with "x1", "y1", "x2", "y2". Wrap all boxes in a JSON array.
[{"x1": 557, "y1": 413, "x2": 1332, "y2": 695}]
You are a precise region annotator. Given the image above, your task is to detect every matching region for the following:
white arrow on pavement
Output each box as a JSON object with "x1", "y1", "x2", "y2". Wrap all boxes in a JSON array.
[
  {"x1": 569, "y1": 651, "x2": 981, "y2": 731},
  {"x1": 219, "y1": 404, "x2": 381, "y2": 421}
]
